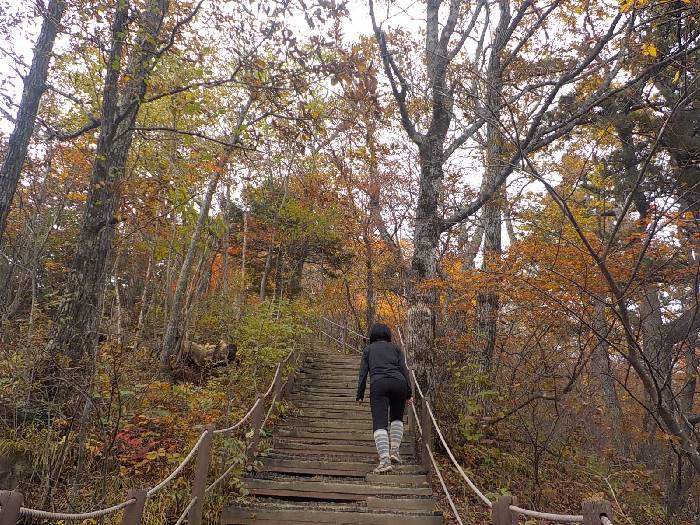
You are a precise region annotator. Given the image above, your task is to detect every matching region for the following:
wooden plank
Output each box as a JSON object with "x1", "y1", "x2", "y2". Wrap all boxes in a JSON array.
[
  {"x1": 244, "y1": 478, "x2": 433, "y2": 497},
  {"x1": 273, "y1": 438, "x2": 415, "y2": 455},
  {"x1": 365, "y1": 473, "x2": 429, "y2": 486},
  {"x1": 222, "y1": 506, "x2": 444, "y2": 525},
  {"x1": 260, "y1": 457, "x2": 425, "y2": 477},
  {"x1": 366, "y1": 497, "x2": 435, "y2": 512},
  {"x1": 275, "y1": 429, "x2": 415, "y2": 442}
]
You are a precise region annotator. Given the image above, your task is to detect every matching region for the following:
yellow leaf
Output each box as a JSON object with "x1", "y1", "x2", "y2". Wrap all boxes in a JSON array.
[
  {"x1": 641, "y1": 43, "x2": 658, "y2": 58},
  {"x1": 673, "y1": 70, "x2": 681, "y2": 83},
  {"x1": 619, "y1": 0, "x2": 634, "y2": 12}
]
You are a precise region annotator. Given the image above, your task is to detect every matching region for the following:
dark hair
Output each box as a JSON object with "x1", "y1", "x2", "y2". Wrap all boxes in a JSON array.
[{"x1": 369, "y1": 323, "x2": 392, "y2": 343}]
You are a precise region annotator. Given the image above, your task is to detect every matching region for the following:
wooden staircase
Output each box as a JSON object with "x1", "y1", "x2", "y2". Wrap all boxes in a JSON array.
[{"x1": 222, "y1": 349, "x2": 444, "y2": 524}]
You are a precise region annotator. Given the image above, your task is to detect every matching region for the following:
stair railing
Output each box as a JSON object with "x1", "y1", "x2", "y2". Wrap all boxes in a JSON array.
[
  {"x1": 318, "y1": 316, "x2": 365, "y2": 354},
  {"x1": 395, "y1": 326, "x2": 616, "y2": 525},
  {"x1": 0, "y1": 345, "x2": 303, "y2": 525}
]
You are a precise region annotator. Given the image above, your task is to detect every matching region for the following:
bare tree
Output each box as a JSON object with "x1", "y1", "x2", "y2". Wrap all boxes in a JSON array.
[{"x1": 0, "y1": 0, "x2": 65, "y2": 241}]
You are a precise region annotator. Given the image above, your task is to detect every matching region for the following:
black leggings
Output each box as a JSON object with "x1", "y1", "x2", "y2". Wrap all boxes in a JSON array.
[{"x1": 370, "y1": 377, "x2": 409, "y2": 432}]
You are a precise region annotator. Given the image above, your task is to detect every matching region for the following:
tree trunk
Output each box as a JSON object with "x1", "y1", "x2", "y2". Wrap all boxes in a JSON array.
[
  {"x1": 260, "y1": 244, "x2": 274, "y2": 301},
  {"x1": 406, "y1": 140, "x2": 444, "y2": 394},
  {"x1": 473, "y1": 0, "x2": 509, "y2": 392},
  {"x1": 134, "y1": 239, "x2": 155, "y2": 349},
  {"x1": 0, "y1": 0, "x2": 65, "y2": 241},
  {"x1": 161, "y1": 169, "x2": 223, "y2": 370},
  {"x1": 364, "y1": 230, "x2": 376, "y2": 333},
  {"x1": 260, "y1": 172, "x2": 289, "y2": 301},
  {"x1": 287, "y1": 243, "x2": 308, "y2": 298},
  {"x1": 160, "y1": 91, "x2": 254, "y2": 368},
  {"x1": 237, "y1": 208, "x2": 248, "y2": 316},
  {"x1": 44, "y1": 1, "x2": 167, "y2": 386},
  {"x1": 590, "y1": 300, "x2": 629, "y2": 455},
  {"x1": 221, "y1": 183, "x2": 231, "y2": 295}
]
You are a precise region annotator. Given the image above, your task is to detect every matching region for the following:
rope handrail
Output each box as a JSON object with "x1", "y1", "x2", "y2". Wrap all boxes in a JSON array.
[
  {"x1": 213, "y1": 398, "x2": 262, "y2": 435},
  {"x1": 173, "y1": 497, "x2": 197, "y2": 525},
  {"x1": 263, "y1": 362, "x2": 282, "y2": 398},
  {"x1": 410, "y1": 402, "x2": 464, "y2": 525},
  {"x1": 5, "y1": 345, "x2": 298, "y2": 522},
  {"x1": 423, "y1": 397, "x2": 492, "y2": 508},
  {"x1": 147, "y1": 430, "x2": 209, "y2": 496},
  {"x1": 319, "y1": 328, "x2": 362, "y2": 354},
  {"x1": 214, "y1": 348, "x2": 292, "y2": 435},
  {"x1": 399, "y1": 326, "x2": 610, "y2": 524},
  {"x1": 320, "y1": 317, "x2": 365, "y2": 340},
  {"x1": 18, "y1": 499, "x2": 135, "y2": 520},
  {"x1": 411, "y1": 370, "x2": 425, "y2": 400},
  {"x1": 509, "y1": 505, "x2": 583, "y2": 523},
  {"x1": 204, "y1": 348, "x2": 296, "y2": 495}
]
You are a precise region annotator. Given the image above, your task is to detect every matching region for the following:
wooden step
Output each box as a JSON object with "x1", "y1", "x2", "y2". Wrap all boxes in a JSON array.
[
  {"x1": 366, "y1": 496, "x2": 436, "y2": 512},
  {"x1": 289, "y1": 408, "x2": 392, "y2": 420},
  {"x1": 293, "y1": 397, "x2": 371, "y2": 414},
  {"x1": 260, "y1": 455, "x2": 426, "y2": 477},
  {"x1": 281, "y1": 418, "x2": 383, "y2": 429},
  {"x1": 295, "y1": 382, "x2": 358, "y2": 391},
  {"x1": 297, "y1": 379, "x2": 358, "y2": 388},
  {"x1": 288, "y1": 408, "x2": 371, "y2": 418},
  {"x1": 297, "y1": 373, "x2": 359, "y2": 381},
  {"x1": 294, "y1": 388, "x2": 358, "y2": 397},
  {"x1": 273, "y1": 437, "x2": 415, "y2": 455},
  {"x1": 243, "y1": 476, "x2": 432, "y2": 500},
  {"x1": 365, "y1": 473, "x2": 429, "y2": 485},
  {"x1": 275, "y1": 428, "x2": 415, "y2": 442},
  {"x1": 301, "y1": 366, "x2": 359, "y2": 374},
  {"x1": 222, "y1": 502, "x2": 444, "y2": 524}
]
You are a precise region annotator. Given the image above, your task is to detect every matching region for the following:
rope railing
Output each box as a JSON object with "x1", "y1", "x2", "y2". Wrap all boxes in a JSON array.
[
  {"x1": 213, "y1": 397, "x2": 262, "y2": 435},
  {"x1": 393, "y1": 325, "x2": 615, "y2": 525},
  {"x1": 0, "y1": 343, "x2": 302, "y2": 525},
  {"x1": 18, "y1": 499, "x2": 136, "y2": 521},
  {"x1": 420, "y1": 387, "x2": 492, "y2": 508},
  {"x1": 147, "y1": 430, "x2": 209, "y2": 497},
  {"x1": 319, "y1": 317, "x2": 364, "y2": 354},
  {"x1": 173, "y1": 497, "x2": 197, "y2": 525},
  {"x1": 410, "y1": 402, "x2": 464, "y2": 525}
]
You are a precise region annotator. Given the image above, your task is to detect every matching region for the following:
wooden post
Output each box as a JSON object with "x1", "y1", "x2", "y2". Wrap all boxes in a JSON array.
[
  {"x1": 284, "y1": 350, "x2": 297, "y2": 396},
  {"x1": 189, "y1": 426, "x2": 214, "y2": 525},
  {"x1": 420, "y1": 397, "x2": 432, "y2": 474},
  {"x1": 407, "y1": 372, "x2": 416, "y2": 433},
  {"x1": 341, "y1": 320, "x2": 348, "y2": 354},
  {"x1": 491, "y1": 495, "x2": 518, "y2": 525},
  {"x1": 121, "y1": 489, "x2": 147, "y2": 525},
  {"x1": 0, "y1": 491, "x2": 23, "y2": 525},
  {"x1": 583, "y1": 500, "x2": 613, "y2": 525},
  {"x1": 247, "y1": 395, "x2": 264, "y2": 461},
  {"x1": 273, "y1": 364, "x2": 283, "y2": 401}
]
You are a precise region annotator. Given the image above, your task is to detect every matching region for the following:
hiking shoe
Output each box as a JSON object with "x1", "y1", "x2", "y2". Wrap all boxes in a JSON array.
[
  {"x1": 389, "y1": 451, "x2": 402, "y2": 464},
  {"x1": 373, "y1": 459, "x2": 393, "y2": 473}
]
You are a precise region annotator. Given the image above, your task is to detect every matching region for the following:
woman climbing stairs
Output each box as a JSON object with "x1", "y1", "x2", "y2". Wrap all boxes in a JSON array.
[{"x1": 221, "y1": 348, "x2": 444, "y2": 524}]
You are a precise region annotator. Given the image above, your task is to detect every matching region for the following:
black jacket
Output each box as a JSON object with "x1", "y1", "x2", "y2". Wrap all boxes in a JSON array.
[{"x1": 356, "y1": 341, "x2": 413, "y2": 401}]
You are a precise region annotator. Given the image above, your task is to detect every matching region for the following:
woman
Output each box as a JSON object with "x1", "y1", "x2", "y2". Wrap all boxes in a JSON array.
[{"x1": 356, "y1": 323, "x2": 412, "y2": 473}]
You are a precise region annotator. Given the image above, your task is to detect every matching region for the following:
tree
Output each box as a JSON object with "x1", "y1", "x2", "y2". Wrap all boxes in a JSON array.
[
  {"x1": 43, "y1": 0, "x2": 170, "y2": 390},
  {"x1": 368, "y1": 0, "x2": 695, "y2": 396},
  {"x1": 0, "y1": 0, "x2": 65, "y2": 241}
]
